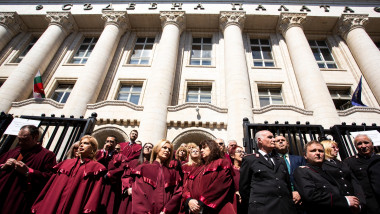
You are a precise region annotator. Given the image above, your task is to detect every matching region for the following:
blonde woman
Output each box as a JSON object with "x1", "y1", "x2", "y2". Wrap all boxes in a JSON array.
[
  {"x1": 132, "y1": 140, "x2": 182, "y2": 214},
  {"x1": 32, "y1": 135, "x2": 106, "y2": 213},
  {"x1": 182, "y1": 145, "x2": 202, "y2": 181}
]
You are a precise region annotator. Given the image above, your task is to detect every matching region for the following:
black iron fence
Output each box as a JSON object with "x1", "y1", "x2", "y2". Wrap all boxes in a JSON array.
[
  {"x1": 243, "y1": 118, "x2": 379, "y2": 160},
  {"x1": 0, "y1": 112, "x2": 97, "y2": 162}
]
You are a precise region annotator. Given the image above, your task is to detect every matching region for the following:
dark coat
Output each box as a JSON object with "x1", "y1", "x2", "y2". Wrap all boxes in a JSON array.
[
  {"x1": 288, "y1": 154, "x2": 306, "y2": 190},
  {"x1": 239, "y1": 152, "x2": 296, "y2": 214},
  {"x1": 294, "y1": 163, "x2": 350, "y2": 214},
  {"x1": 345, "y1": 154, "x2": 380, "y2": 214},
  {"x1": 368, "y1": 158, "x2": 380, "y2": 209}
]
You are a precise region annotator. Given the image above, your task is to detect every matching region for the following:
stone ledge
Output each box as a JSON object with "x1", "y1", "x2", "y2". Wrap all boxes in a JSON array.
[
  {"x1": 252, "y1": 104, "x2": 313, "y2": 115},
  {"x1": 168, "y1": 103, "x2": 228, "y2": 113},
  {"x1": 96, "y1": 118, "x2": 140, "y2": 126},
  {"x1": 167, "y1": 120, "x2": 227, "y2": 129},
  {"x1": 338, "y1": 106, "x2": 380, "y2": 116},
  {"x1": 12, "y1": 98, "x2": 64, "y2": 108},
  {"x1": 87, "y1": 100, "x2": 144, "y2": 111}
]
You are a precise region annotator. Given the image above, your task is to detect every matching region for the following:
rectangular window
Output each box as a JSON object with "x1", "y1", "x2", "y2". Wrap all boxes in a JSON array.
[
  {"x1": 117, "y1": 84, "x2": 142, "y2": 105},
  {"x1": 186, "y1": 86, "x2": 212, "y2": 103},
  {"x1": 309, "y1": 40, "x2": 337, "y2": 69},
  {"x1": 71, "y1": 37, "x2": 98, "y2": 64},
  {"x1": 250, "y1": 38, "x2": 275, "y2": 67},
  {"x1": 190, "y1": 37, "x2": 212, "y2": 65},
  {"x1": 51, "y1": 84, "x2": 73, "y2": 103},
  {"x1": 12, "y1": 37, "x2": 38, "y2": 63},
  {"x1": 129, "y1": 37, "x2": 155, "y2": 65},
  {"x1": 258, "y1": 88, "x2": 284, "y2": 107},
  {"x1": 329, "y1": 88, "x2": 352, "y2": 110}
]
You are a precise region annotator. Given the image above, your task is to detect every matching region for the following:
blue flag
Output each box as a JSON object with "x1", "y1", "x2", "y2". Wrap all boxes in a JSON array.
[{"x1": 351, "y1": 76, "x2": 367, "y2": 107}]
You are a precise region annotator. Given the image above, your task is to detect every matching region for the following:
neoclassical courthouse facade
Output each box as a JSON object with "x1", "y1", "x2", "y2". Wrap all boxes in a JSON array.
[{"x1": 0, "y1": 0, "x2": 379, "y2": 147}]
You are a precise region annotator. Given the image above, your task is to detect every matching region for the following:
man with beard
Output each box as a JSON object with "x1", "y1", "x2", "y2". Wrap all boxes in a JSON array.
[
  {"x1": 119, "y1": 130, "x2": 142, "y2": 162},
  {"x1": 345, "y1": 134, "x2": 380, "y2": 214}
]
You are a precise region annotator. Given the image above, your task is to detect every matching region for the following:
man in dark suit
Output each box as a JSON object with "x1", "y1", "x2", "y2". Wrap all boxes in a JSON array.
[
  {"x1": 345, "y1": 134, "x2": 380, "y2": 214},
  {"x1": 294, "y1": 141, "x2": 361, "y2": 214},
  {"x1": 240, "y1": 130, "x2": 296, "y2": 214},
  {"x1": 275, "y1": 135, "x2": 306, "y2": 206}
]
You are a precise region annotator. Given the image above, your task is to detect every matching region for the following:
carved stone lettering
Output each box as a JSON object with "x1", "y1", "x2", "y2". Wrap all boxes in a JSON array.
[
  {"x1": 320, "y1": 5, "x2": 330, "y2": 12},
  {"x1": 127, "y1": 3, "x2": 136, "y2": 10},
  {"x1": 300, "y1": 5, "x2": 311, "y2": 12},
  {"x1": 231, "y1": 3, "x2": 243, "y2": 10},
  {"x1": 36, "y1": 5, "x2": 43, "y2": 10},
  {"x1": 103, "y1": 3, "x2": 114, "y2": 11},
  {"x1": 343, "y1": 6, "x2": 355, "y2": 13},
  {"x1": 171, "y1": 3, "x2": 183, "y2": 10},
  {"x1": 256, "y1": 4, "x2": 266, "y2": 11},
  {"x1": 194, "y1": 3, "x2": 204, "y2": 10},
  {"x1": 84, "y1": 3, "x2": 93, "y2": 10},
  {"x1": 62, "y1": 4, "x2": 73, "y2": 11},
  {"x1": 149, "y1": 3, "x2": 157, "y2": 10},
  {"x1": 278, "y1": 5, "x2": 289, "y2": 12}
]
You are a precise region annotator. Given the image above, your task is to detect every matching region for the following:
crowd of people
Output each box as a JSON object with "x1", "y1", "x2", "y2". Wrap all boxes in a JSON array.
[{"x1": 0, "y1": 125, "x2": 379, "y2": 214}]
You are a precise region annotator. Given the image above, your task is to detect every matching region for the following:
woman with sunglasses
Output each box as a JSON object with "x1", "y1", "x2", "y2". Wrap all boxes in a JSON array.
[
  {"x1": 229, "y1": 146, "x2": 245, "y2": 213},
  {"x1": 182, "y1": 144, "x2": 202, "y2": 181}
]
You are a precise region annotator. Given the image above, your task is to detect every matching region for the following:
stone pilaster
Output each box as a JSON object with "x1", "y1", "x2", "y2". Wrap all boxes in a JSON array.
[
  {"x1": 220, "y1": 11, "x2": 254, "y2": 145},
  {"x1": 0, "y1": 12, "x2": 76, "y2": 113},
  {"x1": 336, "y1": 14, "x2": 380, "y2": 103},
  {"x1": 138, "y1": 11, "x2": 185, "y2": 144},
  {"x1": 278, "y1": 13, "x2": 340, "y2": 127},
  {"x1": 63, "y1": 11, "x2": 128, "y2": 117},
  {"x1": 0, "y1": 12, "x2": 26, "y2": 52}
]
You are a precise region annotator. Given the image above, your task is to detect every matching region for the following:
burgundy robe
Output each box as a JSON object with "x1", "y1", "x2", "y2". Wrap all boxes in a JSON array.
[
  {"x1": 119, "y1": 159, "x2": 142, "y2": 214},
  {"x1": 182, "y1": 163, "x2": 200, "y2": 182},
  {"x1": 132, "y1": 161, "x2": 183, "y2": 214},
  {"x1": 182, "y1": 158, "x2": 235, "y2": 214},
  {"x1": 119, "y1": 142, "x2": 142, "y2": 162},
  {"x1": 232, "y1": 166, "x2": 241, "y2": 213},
  {"x1": 96, "y1": 149, "x2": 118, "y2": 167},
  {"x1": 31, "y1": 158, "x2": 106, "y2": 213},
  {"x1": 0, "y1": 145, "x2": 56, "y2": 214},
  {"x1": 100, "y1": 153, "x2": 127, "y2": 214}
]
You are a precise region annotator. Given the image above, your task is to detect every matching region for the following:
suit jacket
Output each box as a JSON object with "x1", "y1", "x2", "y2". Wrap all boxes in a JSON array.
[
  {"x1": 240, "y1": 152, "x2": 296, "y2": 214},
  {"x1": 368, "y1": 158, "x2": 380, "y2": 209},
  {"x1": 294, "y1": 163, "x2": 350, "y2": 214},
  {"x1": 288, "y1": 154, "x2": 306, "y2": 190},
  {"x1": 345, "y1": 154, "x2": 380, "y2": 214}
]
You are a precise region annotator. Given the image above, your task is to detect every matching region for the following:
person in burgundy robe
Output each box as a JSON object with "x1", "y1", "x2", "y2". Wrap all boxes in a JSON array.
[
  {"x1": 0, "y1": 125, "x2": 56, "y2": 214},
  {"x1": 182, "y1": 139, "x2": 235, "y2": 214},
  {"x1": 96, "y1": 135, "x2": 118, "y2": 167},
  {"x1": 132, "y1": 140, "x2": 183, "y2": 214},
  {"x1": 182, "y1": 146, "x2": 201, "y2": 181},
  {"x1": 119, "y1": 130, "x2": 142, "y2": 162},
  {"x1": 31, "y1": 135, "x2": 106, "y2": 213},
  {"x1": 229, "y1": 146, "x2": 245, "y2": 213},
  {"x1": 119, "y1": 142, "x2": 153, "y2": 214}
]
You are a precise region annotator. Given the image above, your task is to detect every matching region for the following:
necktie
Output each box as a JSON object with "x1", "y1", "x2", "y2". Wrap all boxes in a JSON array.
[
  {"x1": 283, "y1": 154, "x2": 291, "y2": 174},
  {"x1": 265, "y1": 154, "x2": 274, "y2": 168}
]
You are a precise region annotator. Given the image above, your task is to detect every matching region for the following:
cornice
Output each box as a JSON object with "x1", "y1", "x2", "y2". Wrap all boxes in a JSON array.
[
  {"x1": 252, "y1": 104, "x2": 313, "y2": 115},
  {"x1": 167, "y1": 120, "x2": 227, "y2": 129},
  {"x1": 96, "y1": 117, "x2": 140, "y2": 126},
  {"x1": 167, "y1": 103, "x2": 228, "y2": 113},
  {"x1": 87, "y1": 100, "x2": 144, "y2": 111},
  {"x1": 338, "y1": 106, "x2": 380, "y2": 116},
  {"x1": 11, "y1": 98, "x2": 64, "y2": 108}
]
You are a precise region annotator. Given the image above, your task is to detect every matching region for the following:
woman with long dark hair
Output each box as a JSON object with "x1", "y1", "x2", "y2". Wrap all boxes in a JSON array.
[
  {"x1": 182, "y1": 139, "x2": 235, "y2": 214},
  {"x1": 132, "y1": 140, "x2": 182, "y2": 213},
  {"x1": 119, "y1": 142, "x2": 154, "y2": 213}
]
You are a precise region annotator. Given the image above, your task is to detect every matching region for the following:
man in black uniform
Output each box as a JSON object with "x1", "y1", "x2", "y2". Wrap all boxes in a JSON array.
[
  {"x1": 240, "y1": 130, "x2": 296, "y2": 214},
  {"x1": 345, "y1": 134, "x2": 380, "y2": 214},
  {"x1": 294, "y1": 141, "x2": 361, "y2": 214}
]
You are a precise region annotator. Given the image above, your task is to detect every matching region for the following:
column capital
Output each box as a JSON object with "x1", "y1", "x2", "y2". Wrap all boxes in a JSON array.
[
  {"x1": 219, "y1": 11, "x2": 246, "y2": 32},
  {"x1": 0, "y1": 12, "x2": 27, "y2": 35},
  {"x1": 46, "y1": 12, "x2": 77, "y2": 34},
  {"x1": 277, "y1": 13, "x2": 307, "y2": 36},
  {"x1": 160, "y1": 11, "x2": 186, "y2": 33},
  {"x1": 336, "y1": 14, "x2": 368, "y2": 40},
  {"x1": 102, "y1": 11, "x2": 130, "y2": 32}
]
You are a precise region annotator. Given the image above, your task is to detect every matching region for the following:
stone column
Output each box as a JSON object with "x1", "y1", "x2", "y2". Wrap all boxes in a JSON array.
[
  {"x1": 337, "y1": 14, "x2": 380, "y2": 103},
  {"x1": 220, "y1": 11, "x2": 254, "y2": 145},
  {"x1": 0, "y1": 12, "x2": 75, "y2": 113},
  {"x1": 278, "y1": 13, "x2": 340, "y2": 127},
  {"x1": 62, "y1": 11, "x2": 129, "y2": 117},
  {"x1": 0, "y1": 12, "x2": 26, "y2": 52},
  {"x1": 138, "y1": 11, "x2": 185, "y2": 144}
]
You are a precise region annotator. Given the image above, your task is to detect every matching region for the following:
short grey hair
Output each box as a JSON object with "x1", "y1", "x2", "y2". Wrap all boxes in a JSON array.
[{"x1": 354, "y1": 134, "x2": 373, "y2": 144}]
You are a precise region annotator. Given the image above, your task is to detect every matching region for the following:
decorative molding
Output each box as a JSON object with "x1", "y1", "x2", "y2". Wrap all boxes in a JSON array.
[
  {"x1": 167, "y1": 103, "x2": 228, "y2": 113},
  {"x1": 338, "y1": 106, "x2": 380, "y2": 116},
  {"x1": 171, "y1": 129, "x2": 216, "y2": 147},
  {"x1": 277, "y1": 12, "x2": 307, "y2": 36},
  {"x1": 46, "y1": 12, "x2": 77, "y2": 35},
  {"x1": 102, "y1": 11, "x2": 130, "y2": 31},
  {"x1": 96, "y1": 118, "x2": 140, "y2": 126},
  {"x1": 87, "y1": 100, "x2": 144, "y2": 111},
  {"x1": 11, "y1": 98, "x2": 64, "y2": 108},
  {"x1": 167, "y1": 120, "x2": 227, "y2": 129},
  {"x1": 0, "y1": 12, "x2": 27, "y2": 35},
  {"x1": 219, "y1": 11, "x2": 245, "y2": 32},
  {"x1": 160, "y1": 11, "x2": 186, "y2": 33},
  {"x1": 252, "y1": 104, "x2": 313, "y2": 115},
  {"x1": 336, "y1": 14, "x2": 369, "y2": 40}
]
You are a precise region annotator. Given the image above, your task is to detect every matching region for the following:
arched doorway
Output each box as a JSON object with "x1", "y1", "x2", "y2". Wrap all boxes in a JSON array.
[
  {"x1": 172, "y1": 129, "x2": 216, "y2": 149},
  {"x1": 92, "y1": 127, "x2": 128, "y2": 149}
]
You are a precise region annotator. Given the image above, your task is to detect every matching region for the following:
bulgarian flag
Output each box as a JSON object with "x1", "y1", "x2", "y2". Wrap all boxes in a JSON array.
[{"x1": 33, "y1": 70, "x2": 45, "y2": 98}]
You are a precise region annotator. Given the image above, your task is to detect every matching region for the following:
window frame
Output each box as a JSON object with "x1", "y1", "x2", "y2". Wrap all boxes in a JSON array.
[
  {"x1": 257, "y1": 86, "x2": 284, "y2": 107},
  {"x1": 51, "y1": 84, "x2": 74, "y2": 104},
  {"x1": 308, "y1": 40, "x2": 338, "y2": 69},
  {"x1": 116, "y1": 84, "x2": 143, "y2": 105},
  {"x1": 126, "y1": 35, "x2": 156, "y2": 66},
  {"x1": 11, "y1": 37, "x2": 39, "y2": 63},
  {"x1": 328, "y1": 86, "x2": 353, "y2": 110},
  {"x1": 69, "y1": 37, "x2": 98, "y2": 65},
  {"x1": 249, "y1": 38, "x2": 275, "y2": 68},
  {"x1": 189, "y1": 37, "x2": 213, "y2": 66}
]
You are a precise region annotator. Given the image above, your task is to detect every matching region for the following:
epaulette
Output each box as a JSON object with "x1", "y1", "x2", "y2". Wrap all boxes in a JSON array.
[
  {"x1": 255, "y1": 154, "x2": 260, "y2": 158},
  {"x1": 299, "y1": 166, "x2": 308, "y2": 168}
]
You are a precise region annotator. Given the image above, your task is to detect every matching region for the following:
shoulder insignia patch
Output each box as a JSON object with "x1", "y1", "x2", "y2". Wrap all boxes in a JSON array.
[{"x1": 256, "y1": 154, "x2": 260, "y2": 158}]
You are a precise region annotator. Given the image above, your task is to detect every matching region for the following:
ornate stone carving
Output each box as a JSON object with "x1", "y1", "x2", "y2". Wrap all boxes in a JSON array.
[
  {"x1": 219, "y1": 11, "x2": 246, "y2": 32},
  {"x1": 277, "y1": 13, "x2": 307, "y2": 36},
  {"x1": 160, "y1": 11, "x2": 186, "y2": 32},
  {"x1": 167, "y1": 103, "x2": 228, "y2": 113},
  {"x1": 46, "y1": 12, "x2": 77, "y2": 34},
  {"x1": 336, "y1": 14, "x2": 369, "y2": 40},
  {"x1": 0, "y1": 12, "x2": 26, "y2": 35},
  {"x1": 102, "y1": 11, "x2": 130, "y2": 31}
]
